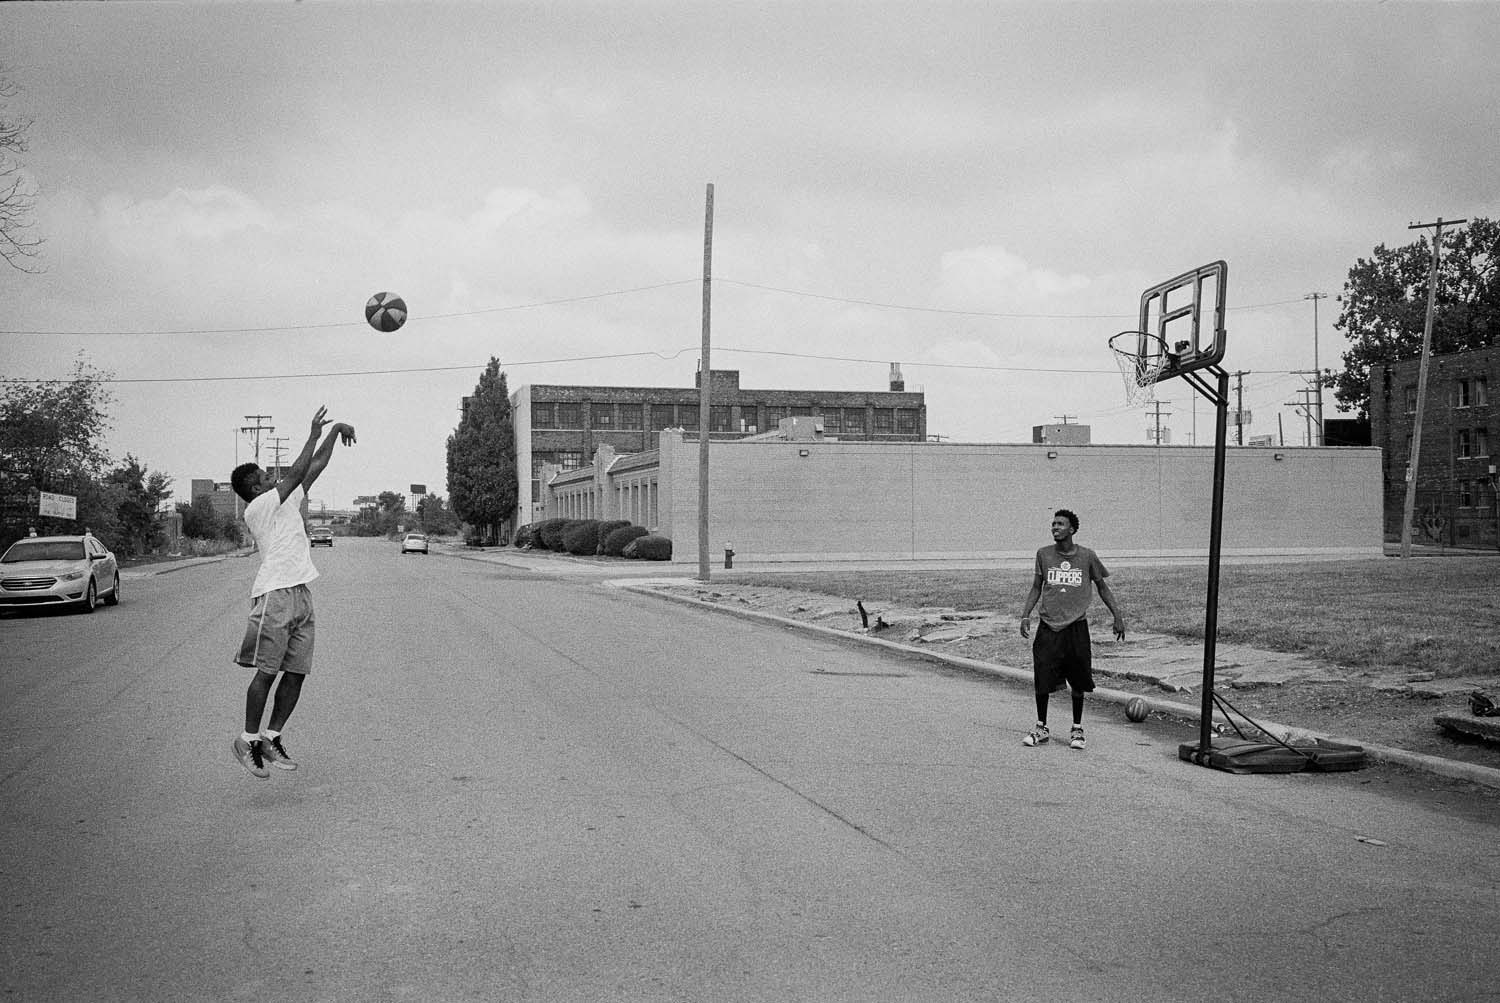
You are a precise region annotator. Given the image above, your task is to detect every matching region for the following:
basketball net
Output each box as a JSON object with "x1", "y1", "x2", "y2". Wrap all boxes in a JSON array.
[{"x1": 1109, "y1": 330, "x2": 1169, "y2": 407}]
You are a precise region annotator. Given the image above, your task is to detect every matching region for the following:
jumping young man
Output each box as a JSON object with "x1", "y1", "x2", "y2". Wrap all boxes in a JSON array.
[
  {"x1": 228, "y1": 406, "x2": 356, "y2": 779},
  {"x1": 1018, "y1": 508, "x2": 1125, "y2": 750}
]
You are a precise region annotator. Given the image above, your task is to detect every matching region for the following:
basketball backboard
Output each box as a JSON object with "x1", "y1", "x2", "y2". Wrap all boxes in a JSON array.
[{"x1": 1137, "y1": 260, "x2": 1228, "y2": 382}]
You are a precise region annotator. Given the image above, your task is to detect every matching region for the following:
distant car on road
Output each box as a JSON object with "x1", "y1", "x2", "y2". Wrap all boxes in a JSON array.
[
  {"x1": 0, "y1": 534, "x2": 120, "y2": 612},
  {"x1": 400, "y1": 532, "x2": 429, "y2": 555},
  {"x1": 309, "y1": 526, "x2": 334, "y2": 547}
]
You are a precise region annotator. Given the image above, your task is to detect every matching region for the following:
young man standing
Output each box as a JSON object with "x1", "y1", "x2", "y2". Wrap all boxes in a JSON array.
[
  {"x1": 228, "y1": 406, "x2": 356, "y2": 779},
  {"x1": 1018, "y1": 508, "x2": 1125, "y2": 750}
]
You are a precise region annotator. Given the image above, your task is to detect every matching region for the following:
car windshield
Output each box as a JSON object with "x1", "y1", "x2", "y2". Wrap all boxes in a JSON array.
[
  {"x1": 407, "y1": 535, "x2": 425, "y2": 541},
  {"x1": 2, "y1": 540, "x2": 86, "y2": 563}
]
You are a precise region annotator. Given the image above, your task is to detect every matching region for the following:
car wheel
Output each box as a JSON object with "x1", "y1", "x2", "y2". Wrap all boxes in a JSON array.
[
  {"x1": 104, "y1": 572, "x2": 121, "y2": 606},
  {"x1": 82, "y1": 578, "x2": 98, "y2": 613}
]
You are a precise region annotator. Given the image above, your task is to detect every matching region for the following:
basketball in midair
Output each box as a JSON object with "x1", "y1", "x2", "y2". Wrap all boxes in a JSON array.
[
  {"x1": 1126, "y1": 697, "x2": 1149, "y2": 723},
  {"x1": 365, "y1": 292, "x2": 407, "y2": 332}
]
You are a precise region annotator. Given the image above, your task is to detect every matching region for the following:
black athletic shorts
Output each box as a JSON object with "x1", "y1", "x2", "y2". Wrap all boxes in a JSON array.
[{"x1": 1032, "y1": 619, "x2": 1095, "y2": 695}]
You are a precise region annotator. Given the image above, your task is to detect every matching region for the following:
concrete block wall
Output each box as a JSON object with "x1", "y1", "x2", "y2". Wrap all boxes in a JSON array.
[{"x1": 654, "y1": 433, "x2": 1383, "y2": 563}]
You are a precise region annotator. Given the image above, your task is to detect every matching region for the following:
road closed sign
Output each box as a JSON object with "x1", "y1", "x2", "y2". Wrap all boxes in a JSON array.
[{"x1": 39, "y1": 491, "x2": 77, "y2": 519}]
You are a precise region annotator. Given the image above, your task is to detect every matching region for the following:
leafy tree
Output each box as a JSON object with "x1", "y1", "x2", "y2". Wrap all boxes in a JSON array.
[
  {"x1": 107, "y1": 454, "x2": 172, "y2": 556},
  {"x1": 415, "y1": 492, "x2": 461, "y2": 534},
  {"x1": 347, "y1": 491, "x2": 406, "y2": 537},
  {"x1": 446, "y1": 357, "x2": 518, "y2": 545},
  {"x1": 0, "y1": 66, "x2": 42, "y2": 272},
  {"x1": 177, "y1": 496, "x2": 224, "y2": 540},
  {"x1": 1332, "y1": 217, "x2": 1500, "y2": 419},
  {"x1": 0, "y1": 356, "x2": 116, "y2": 548}
]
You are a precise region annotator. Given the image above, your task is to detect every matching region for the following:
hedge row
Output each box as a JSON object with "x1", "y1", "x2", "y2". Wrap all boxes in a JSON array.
[{"x1": 512, "y1": 518, "x2": 669, "y2": 560}]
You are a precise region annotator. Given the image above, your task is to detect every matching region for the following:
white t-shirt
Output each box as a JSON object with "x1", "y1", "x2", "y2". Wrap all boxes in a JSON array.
[{"x1": 243, "y1": 485, "x2": 319, "y2": 598}]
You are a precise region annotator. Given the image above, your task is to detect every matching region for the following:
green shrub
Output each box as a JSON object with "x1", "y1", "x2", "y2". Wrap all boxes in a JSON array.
[
  {"x1": 562, "y1": 520, "x2": 602, "y2": 555},
  {"x1": 630, "y1": 534, "x2": 673, "y2": 561},
  {"x1": 512, "y1": 524, "x2": 534, "y2": 548},
  {"x1": 602, "y1": 524, "x2": 649, "y2": 556},
  {"x1": 537, "y1": 519, "x2": 570, "y2": 551},
  {"x1": 595, "y1": 520, "x2": 631, "y2": 554}
]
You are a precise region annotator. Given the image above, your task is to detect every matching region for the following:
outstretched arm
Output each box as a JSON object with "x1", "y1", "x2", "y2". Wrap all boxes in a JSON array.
[
  {"x1": 273, "y1": 407, "x2": 355, "y2": 503},
  {"x1": 301, "y1": 420, "x2": 357, "y2": 495}
]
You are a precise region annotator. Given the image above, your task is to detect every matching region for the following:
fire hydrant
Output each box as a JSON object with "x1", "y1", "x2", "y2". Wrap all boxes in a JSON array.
[{"x1": 724, "y1": 544, "x2": 735, "y2": 569}]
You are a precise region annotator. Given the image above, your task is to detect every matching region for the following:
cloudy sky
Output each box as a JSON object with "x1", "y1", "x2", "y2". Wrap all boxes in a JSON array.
[{"x1": 2, "y1": 1, "x2": 1496, "y2": 511}]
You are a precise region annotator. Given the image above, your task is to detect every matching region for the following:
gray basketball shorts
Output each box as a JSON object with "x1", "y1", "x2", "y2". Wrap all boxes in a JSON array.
[
  {"x1": 234, "y1": 584, "x2": 315, "y2": 675},
  {"x1": 1032, "y1": 619, "x2": 1094, "y2": 695}
]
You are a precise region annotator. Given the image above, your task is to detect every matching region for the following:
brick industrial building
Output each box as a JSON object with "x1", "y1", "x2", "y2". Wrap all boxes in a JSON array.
[
  {"x1": 1370, "y1": 345, "x2": 1498, "y2": 547},
  {"x1": 509, "y1": 367, "x2": 927, "y2": 526}
]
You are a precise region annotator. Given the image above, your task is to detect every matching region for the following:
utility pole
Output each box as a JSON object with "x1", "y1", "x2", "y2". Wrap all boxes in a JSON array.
[
  {"x1": 1284, "y1": 390, "x2": 1316, "y2": 446},
  {"x1": 697, "y1": 183, "x2": 714, "y2": 582},
  {"x1": 1401, "y1": 216, "x2": 1467, "y2": 559},
  {"x1": 1146, "y1": 401, "x2": 1172, "y2": 444},
  {"x1": 1289, "y1": 371, "x2": 1324, "y2": 446},
  {"x1": 240, "y1": 415, "x2": 274, "y2": 466},
  {"x1": 268, "y1": 436, "x2": 289, "y2": 474},
  {"x1": 1232, "y1": 371, "x2": 1250, "y2": 445},
  {"x1": 1305, "y1": 292, "x2": 1328, "y2": 445}
]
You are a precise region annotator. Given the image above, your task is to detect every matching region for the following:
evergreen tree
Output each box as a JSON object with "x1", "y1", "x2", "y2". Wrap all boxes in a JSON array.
[{"x1": 446, "y1": 357, "x2": 518, "y2": 544}]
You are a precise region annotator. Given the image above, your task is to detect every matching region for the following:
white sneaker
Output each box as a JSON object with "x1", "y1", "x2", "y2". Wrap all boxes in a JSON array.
[{"x1": 1022, "y1": 723, "x2": 1050, "y2": 747}]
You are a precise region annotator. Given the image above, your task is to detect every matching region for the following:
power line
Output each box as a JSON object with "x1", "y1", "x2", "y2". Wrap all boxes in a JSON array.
[
  {"x1": 0, "y1": 280, "x2": 702, "y2": 337},
  {"x1": 1, "y1": 277, "x2": 1315, "y2": 338},
  {"x1": 0, "y1": 345, "x2": 1124, "y2": 386}
]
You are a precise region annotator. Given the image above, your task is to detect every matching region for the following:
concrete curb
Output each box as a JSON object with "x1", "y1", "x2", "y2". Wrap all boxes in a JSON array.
[{"x1": 616, "y1": 582, "x2": 1500, "y2": 792}]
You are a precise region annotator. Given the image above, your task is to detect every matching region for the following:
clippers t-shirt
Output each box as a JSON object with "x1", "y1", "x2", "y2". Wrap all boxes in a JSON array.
[
  {"x1": 243, "y1": 485, "x2": 319, "y2": 599},
  {"x1": 1034, "y1": 543, "x2": 1108, "y2": 630}
]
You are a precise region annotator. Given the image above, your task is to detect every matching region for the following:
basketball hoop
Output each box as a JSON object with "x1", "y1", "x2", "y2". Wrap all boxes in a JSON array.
[{"x1": 1109, "y1": 330, "x2": 1171, "y2": 406}]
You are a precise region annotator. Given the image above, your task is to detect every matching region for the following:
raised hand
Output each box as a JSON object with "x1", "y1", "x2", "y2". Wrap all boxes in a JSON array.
[
  {"x1": 310, "y1": 406, "x2": 331, "y2": 437},
  {"x1": 333, "y1": 422, "x2": 357, "y2": 446}
]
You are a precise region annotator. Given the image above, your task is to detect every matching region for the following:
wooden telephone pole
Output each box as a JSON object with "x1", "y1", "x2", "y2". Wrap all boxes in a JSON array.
[
  {"x1": 1400, "y1": 216, "x2": 1467, "y2": 559},
  {"x1": 697, "y1": 184, "x2": 714, "y2": 582}
]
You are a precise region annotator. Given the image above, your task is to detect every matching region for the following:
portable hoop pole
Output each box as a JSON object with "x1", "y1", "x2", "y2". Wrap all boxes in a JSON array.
[{"x1": 1178, "y1": 365, "x2": 1230, "y2": 757}]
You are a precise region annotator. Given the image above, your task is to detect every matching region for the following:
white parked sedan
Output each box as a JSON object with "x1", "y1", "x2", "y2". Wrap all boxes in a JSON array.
[
  {"x1": 400, "y1": 532, "x2": 429, "y2": 555},
  {"x1": 0, "y1": 534, "x2": 121, "y2": 612}
]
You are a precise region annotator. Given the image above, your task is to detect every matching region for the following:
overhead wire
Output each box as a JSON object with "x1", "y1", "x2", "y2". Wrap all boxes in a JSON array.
[{"x1": 1, "y1": 273, "x2": 1316, "y2": 388}]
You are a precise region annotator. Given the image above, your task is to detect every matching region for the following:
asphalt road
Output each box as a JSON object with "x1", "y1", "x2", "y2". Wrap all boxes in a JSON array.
[{"x1": 2, "y1": 537, "x2": 1496, "y2": 1002}]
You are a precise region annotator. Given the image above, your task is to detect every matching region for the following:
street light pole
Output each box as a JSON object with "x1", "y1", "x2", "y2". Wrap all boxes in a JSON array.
[{"x1": 1305, "y1": 292, "x2": 1327, "y2": 445}]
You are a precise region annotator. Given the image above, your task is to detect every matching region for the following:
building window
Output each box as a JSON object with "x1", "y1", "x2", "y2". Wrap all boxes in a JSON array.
[
  {"x1": 558, "y1": 451, "x2": 584, "y2": 471},
  {"x1": 532, "y1": 403, "x2": 556, "y2": 429},
  {"x1": 1457, "y1": 379, "x2": 1472, "y2": 408},
  {"x1": 790, "y1": 405, "x2": 816, "y2": 417},
  {"x1": 1478, "y1": 377, "x2": 1489, "y2": 407},
  {"x1": 1405, "y1": 385, "x2": 1416, "y2": 414},
  {"x1": 1459, "y1": 480, "x2": 1473, "y2": 507},
  {"x1": 1458, "y1": 429, "x2": 1472, "y2": 459},
  {"x1": 763, "y1": 406, "x2": 787, "y2": 430},
  {"x1": 896, "y1": 408, "x2": 919, "y2": 435},
  {"x1": 649, "y1": 404, "x2": 676, "y2": 431},
  {"x1": 618, "y1": 406, "x2": 643, "y2": 430},
  {"x1": 843, "y1": 408, "x2": 866, "y2": 436},
  {"x1": 556, "y1": 402, "x2": 581, "y2": 429},
  {"x1": 678, "y1": 409, "x2": 699, "y2": 431},
  {"x1": 710, "y1": 405, "x2": 732, "y2": 433},
  {"x1": 873, "y1": 408, "x2": 894, "y2": 435},
  {"x1": 1477, "y1": 427, "x2": 1490, "y2": 458},
  {"x1": 591, "y1": 404, "x2": 615, "y2": 429},
  {"x1": 822, "y1": 408, "x2": 843, "y2": 433}
]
